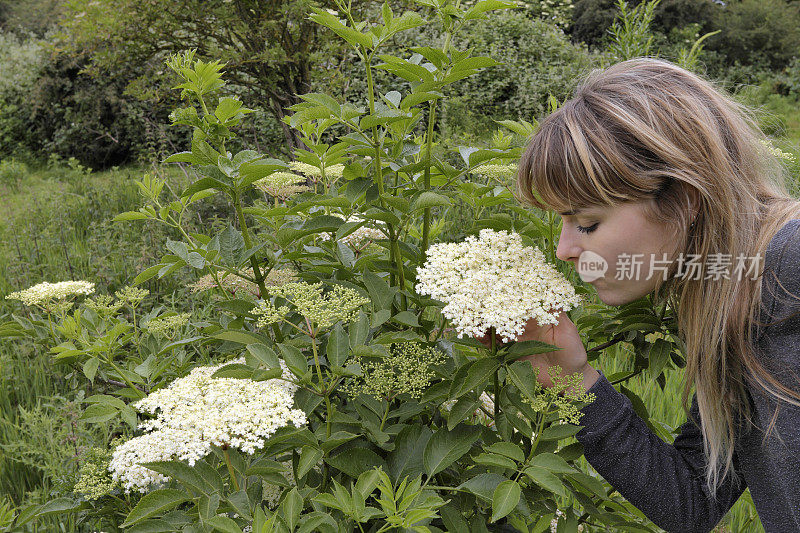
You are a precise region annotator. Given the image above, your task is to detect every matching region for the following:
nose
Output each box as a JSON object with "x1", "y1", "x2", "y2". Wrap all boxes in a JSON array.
[{"x1": 555, "y1": 225, "x2": 582, "y2": 263}]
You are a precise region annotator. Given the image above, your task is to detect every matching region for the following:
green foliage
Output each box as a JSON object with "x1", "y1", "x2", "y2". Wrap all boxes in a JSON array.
[
  {"x1": 3, "y1": 1, "x2": 792, "y2": 531},
  {"x1": 605, "y1": 0, "x2": 660, "y2": 62},
  {"x1": 704, "y1": 0, "x2": 800, "y2": 72},
  {"x1": 441, "y1": 10, "x2": 598, "y2": 135}
]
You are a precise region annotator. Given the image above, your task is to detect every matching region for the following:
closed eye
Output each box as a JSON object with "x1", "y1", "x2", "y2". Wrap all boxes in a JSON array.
[{"x1": 577, "y1": 223, "x2": 599, "y2": 234}]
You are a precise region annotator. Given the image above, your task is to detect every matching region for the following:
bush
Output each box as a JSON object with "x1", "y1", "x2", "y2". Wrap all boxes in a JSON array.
[
  {"x1": 0, "y1": 158, "x2": 27, "y2": 191},
  {"x1": 704, "y1": 0, "x2": 800, "y2": 72},
  {"x1": 0, "y1": 32, "x2": 47, "y2": 159},
  {"x1": 443, "y1": 12, "x2": 599, "y2": 134}
]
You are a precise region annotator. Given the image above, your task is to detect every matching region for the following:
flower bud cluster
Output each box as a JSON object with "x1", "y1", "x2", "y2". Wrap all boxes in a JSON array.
[
  {"x1": 254, "y1": 171, "x2": 310, "y2": 198},
  {"x1": 343, "y1": 342, "x2": 446, "y2": 400},
  {"x1": 115, "y1": 286, "x2": 149, "y2": 306},
  {"x1": 109, "y1": 358, "x2": 306, "y2": 492},
  {"x1": 289, "y1": 161, "x2": 344, "y2": 179},
  {"x1": 145, "y1": 313, "x2": 191, "y2": 338},
  {"x1": 84, "y1": 295, "x2": 124, "y2": 316},
  {"x1": 415, "y1": 229, "x2": 583, "y2": 342},
  {"x1": 255, "y1": 281, "x2": 370, "y2": 329},
  {"x1": 319, "y1": 214, "x2": 387, "y2": 248}
]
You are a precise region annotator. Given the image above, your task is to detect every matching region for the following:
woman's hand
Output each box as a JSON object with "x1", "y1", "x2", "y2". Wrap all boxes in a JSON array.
[{"x1": 477, "y1": 310, "x2": 599, "y2": 391}]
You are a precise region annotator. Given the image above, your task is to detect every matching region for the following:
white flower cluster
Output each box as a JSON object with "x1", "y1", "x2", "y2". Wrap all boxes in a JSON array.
[
  {"x1": 319, "y1": 214, "x2": 386, "y2": 248},
  {"x1": 5, "y1": 280, "x2": 95, "y2": 307},
  {"x1": 109, "y1": 358, "x2": 306, "y2": 492},
  {"x1": 415, "y1": 229, "x2": 583, "y2": 342}
]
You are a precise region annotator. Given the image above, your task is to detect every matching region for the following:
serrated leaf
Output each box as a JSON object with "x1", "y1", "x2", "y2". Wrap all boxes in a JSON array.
[
  {"x1": 120, "y1": 489, "x2": 189, "y2": 527},
  {"x1": 491, "y1": 480, "x2": 521, "y2": 522},
  {"x1": 423, "y1": 424, "x2": 481, "y2": 477}
]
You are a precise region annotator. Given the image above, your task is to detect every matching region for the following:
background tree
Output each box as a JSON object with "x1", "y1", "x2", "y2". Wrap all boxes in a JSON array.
[{"x1": 56, "y1": 0, "x2": 361, "y2": 152}]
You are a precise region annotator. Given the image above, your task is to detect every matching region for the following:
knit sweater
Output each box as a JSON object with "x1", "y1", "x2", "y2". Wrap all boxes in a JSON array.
[{"x1": 576, "y1": 219, "x2": 800, "y2": 532}]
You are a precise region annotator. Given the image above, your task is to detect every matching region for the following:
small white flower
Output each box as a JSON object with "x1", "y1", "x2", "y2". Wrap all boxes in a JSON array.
[
  {"x1": 415, "y1": 229, "x2": 582, "y2": 342},
  {"x1": 6, "y1": 280, "x2": 94, "y2": 307},
  {"x1": 109, "y1": 358, "x2": 306, "y2": 492}
]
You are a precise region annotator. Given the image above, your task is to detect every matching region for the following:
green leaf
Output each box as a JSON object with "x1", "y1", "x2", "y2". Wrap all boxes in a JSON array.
[
  {"x1": 326, "y1": 447, "x2": 386, "y2": 478},
  {"x1": 204, "y1": 516, "x2": 242, "y2": 533},
  {"x1": 505, "y1": 339, "x2": 560, "y2": 358},
  {"x1": 446, "y1": 397, "x2": 481, "y2": 430},
  {"x1": 133, "y1": 264, "x2": 167, "y2": 286},
  {"x1": 423, "y1": 424, "x2": 481, "y2": 477},
  {"x1": 362, "y1": 269, "x2": 397, "y2": 311},
  {"x1": 391, "y1": 310, "x2": 420, "y2": 327},
  {"x1": 326, "y1": 323, "x2": 349, "y2": 367},
  {"x1": 278, "y1": 343, "x2": 308, "y2": 375},
  {"x1": 485, "y1": 442, "x2": 524, "y2": 463},
  {"x1": 464, "y1": 0, "x2": 518, "y2": 20},
  {"x1": 540, "y1": 423, "x2": 582, "y2": 441},
  {"x1": 114, "y1": 211, "x2": 149, "y2": 222},
  {"x1": 141, "y1": 461, "x2": 209, "y2": 493},
  {"x1": 247, "y1": 343, "x2": 280, "y2": 369},
  {"x1": 82, "y1": 357, "x2": 100, "y2": 382},
  {"x1": 472, "y1": 452, "x2": 516, "y2": 470},
  {"x1": 297, "y1": 445, "x2": 324, "y2": 479},
  {"x1": 523, "y1": 466, "x2": 565, "y2": 497},
  {"x1": 458, "y1": 473, "x2": 506, "y2": 503},
  {"x1": 212, "y1": 330, "x2": 266, "y2": 345},
  {"x1": 211, "y1": 363, "x2": 253, "y2": 379},
  {"x1": 506, "y1": 360, "x2": 540, "y2": 402},
  {"x1": 491, "y1": 480, "x2": 521, "y2": 522},
  {"x1": 450, "y1": 357, "x2": 500, "y2": 399},
  {"x1": 35, "y1": 497, "x2": 80, "y2": 517},
  {"x1": 281, "y1": 488, "x2": 303, "y2": 531},
  {"x1": 412, "y1": 191, "x2": 451, "y2": 211},
  {"x1": 80, "y1": 404, "x2": 119, "y2": 424},
  {"x1": 530, "y1": 452, "x2": 575, "y2": 474},
  {"x1": 121, "y1": 489, "x2": 189, "y2": 528}
]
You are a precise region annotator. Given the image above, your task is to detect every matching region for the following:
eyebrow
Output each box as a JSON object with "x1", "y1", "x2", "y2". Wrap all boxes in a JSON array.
[{"x1": 559, "y1": 209, "x2": 582, "y2": 216}]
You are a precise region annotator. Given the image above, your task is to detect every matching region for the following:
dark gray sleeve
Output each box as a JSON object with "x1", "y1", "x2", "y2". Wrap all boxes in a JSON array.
[{"x1": 575, "y1": 371, "x2": 746, "y2": 533}]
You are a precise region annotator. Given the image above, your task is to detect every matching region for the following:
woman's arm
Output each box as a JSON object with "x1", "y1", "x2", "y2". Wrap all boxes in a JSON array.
[{"x1": 576, "y1": 371, "x2": 746, "y2": 533}]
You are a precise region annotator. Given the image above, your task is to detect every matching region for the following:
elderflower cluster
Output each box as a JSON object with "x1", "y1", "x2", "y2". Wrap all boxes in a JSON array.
[
  {"x1": 84, "y1": 295, "x2": 124, "y2": 316},
  {"x1": 415, "y1": 229, "x2": 583, "y2": 342},
  {"x1": 289, "y1": 161, "x2": 345, "y2": 179},
  {"x1": 254, "y1": 171, "x2": 310, "y2": 199},
  {"x1": 110, "y1": 358, "x2": 306, "y2": 492},
  {"x1": 145, "y1": 313, "x2": 191, "y2": 338},
  {"x1": 344, "y1": 343, "x2": 446, "y2": 400},
  {"x1": 115, "y1": 286, "x2": 149, "y2": 306},
  {"x1": 319, "y1": 214, "x2": 387, "y2": 248},
  {"x1": 6, "y1": 280, "x2": 95, "y2": 311},
  {"x1": 524, "y1": 365, "x2": 596, "y2": 425},
  {"x1": 191, "y1": 267, "x2": 297, "y2": 297},
  {"x1": 255, "y1": 282, "x2": 370, "y2": 329}
]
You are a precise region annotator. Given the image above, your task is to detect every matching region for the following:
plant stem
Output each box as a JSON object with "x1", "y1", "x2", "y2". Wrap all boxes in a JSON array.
[
  {"x1": 491, "y1": 327, "x2": 499, "y2": 422},
  {"x1": 223, "y1": 448, "x2": 240, "y2": 491},
  {"x1": 232, "y1": 192, "x2": 269, "y2": 300}
]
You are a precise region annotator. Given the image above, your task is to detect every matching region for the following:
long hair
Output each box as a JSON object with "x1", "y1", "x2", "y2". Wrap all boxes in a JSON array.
[{"x1": 517, "y1": 57, "x2": 800, "y2": 496}]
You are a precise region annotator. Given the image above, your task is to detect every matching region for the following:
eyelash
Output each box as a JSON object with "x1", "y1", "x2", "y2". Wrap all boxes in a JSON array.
[{"x1": 576, "y1": 223, "x2": 599, "y2": 234}]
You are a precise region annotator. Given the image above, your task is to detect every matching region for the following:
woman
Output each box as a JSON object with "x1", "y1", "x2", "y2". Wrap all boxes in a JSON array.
[{"x1": 504, "y1": 57, "x2": 800, "y2": 531}]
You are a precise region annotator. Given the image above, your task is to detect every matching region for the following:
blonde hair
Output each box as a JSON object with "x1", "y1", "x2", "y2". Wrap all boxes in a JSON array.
[{"x1": 517, "y1": 57, "x2": 800, "y2": 497}]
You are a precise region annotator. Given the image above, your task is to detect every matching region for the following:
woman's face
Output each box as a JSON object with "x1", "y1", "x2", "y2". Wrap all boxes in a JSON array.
[{"x1": 555, "y1": 200, "x2": 682, "y2": 306}]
